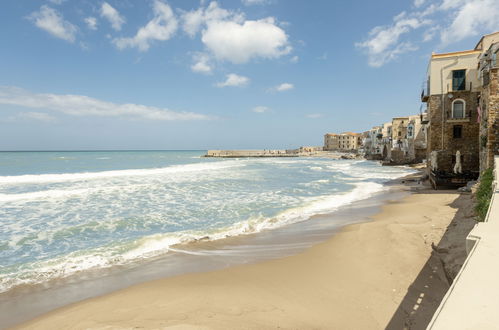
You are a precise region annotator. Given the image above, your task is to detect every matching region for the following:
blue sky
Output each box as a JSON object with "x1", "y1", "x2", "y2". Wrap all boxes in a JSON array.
[{"x1": 1, "y1": 0, "x2": 498, "y2": 150}]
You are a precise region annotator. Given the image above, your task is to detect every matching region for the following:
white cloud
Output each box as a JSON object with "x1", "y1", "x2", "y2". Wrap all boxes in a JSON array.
[
  {"x1": 18, "y1": 112, "x2": 57, "y2": 123},
  {"x1": 440, "y1": 0, "x2": 499, "y2": 45},
  {"x1": 306, "y1": 113, "x2": 324, "y2": 119},
  {"x1": 356, "y1": 13, "x2": 429, "y2": 67},
  {"x1": 290, "y1": 55, "x2": 299, "y2": 63},
  {"x1": 357, "y1": 0, "x2": 499, "y2": 67},
  {"x1": 202, "y1": 17, "x2": 291, "y2": 64},
  {"x1": 252, "y1": 106, "x2": 269, "y2": 113},
  {"x1": 242, "y1": 0, "x2": 269, "y2": 5},
  {"x1": 28, "y1": 5, "x2": 77, "y2": 42},
  {"x1": 84, "y1": 17, "x2": 98, "y2": 30},
  {"x1": 216, "y1": 74, "x2": 249, "y2": 87},
  {"x1": 191, "y1": 52, "x2": 213, "y2": 74},
  {"x1": 181, "y1": 8, "x2": 205, "y2": 37},
  {"x1": 270, "y1": 83, "x2": 294, "y2": 92},
  {"x1": 414, "y1": 0, "x2": 426, "y2": 7},
  {"x1": 181, "y1": 2, "x2": 235, "y2": 38},
  {"x1": 0, "y1": 86, "x2": 211, "y2": 121},
  {"x1": 100, "y1": 2, "x2": 125, "y2": 31},
  {"x1": 113, "y1": 0, "x2": 177, "y2": 51}
]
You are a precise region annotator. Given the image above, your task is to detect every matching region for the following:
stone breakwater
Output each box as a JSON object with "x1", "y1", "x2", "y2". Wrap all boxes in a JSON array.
[
  {"x1": 204, "y1": 150, "x2": 297, "y2": 158},
  {"x1": 204, "y1": 150, "x2": 361, "y2": 159}
]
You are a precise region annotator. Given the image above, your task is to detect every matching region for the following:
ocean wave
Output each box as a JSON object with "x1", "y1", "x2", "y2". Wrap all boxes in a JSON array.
[
  {"x1": 0, "y1": 160, "x2": 243, "y2": 185},
  {"x1": 0, "y1": 179, "x2": 386, "y2": 293}
]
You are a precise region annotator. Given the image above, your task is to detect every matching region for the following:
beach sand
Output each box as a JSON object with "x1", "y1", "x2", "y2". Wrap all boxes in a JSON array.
[{"x1": 15, "y1": 182, "x2": 475, "y2": 330}]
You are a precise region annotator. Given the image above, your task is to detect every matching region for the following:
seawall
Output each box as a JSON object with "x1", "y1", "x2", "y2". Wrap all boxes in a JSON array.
[{"x1": 427, "y1": 156, "x2": 499, "y2": 329}]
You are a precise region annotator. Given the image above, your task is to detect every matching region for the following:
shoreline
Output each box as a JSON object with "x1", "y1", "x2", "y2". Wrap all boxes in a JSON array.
[
  {"x1": 10, "y1": 171, "x2": 476, "y2": 329},
  {"x1": 1, "y1": 171, "x2": 411, "y2": 329}
]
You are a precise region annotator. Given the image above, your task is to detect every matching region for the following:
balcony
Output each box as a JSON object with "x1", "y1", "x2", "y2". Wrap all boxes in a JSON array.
[{"x1": 421, "y1": 80, "x2": 430, "y2": 102}]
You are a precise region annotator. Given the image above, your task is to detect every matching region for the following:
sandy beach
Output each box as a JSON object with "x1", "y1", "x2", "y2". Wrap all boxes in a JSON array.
[{"x1": 15, "y1": 179, "x2": 475, "y2": 330}]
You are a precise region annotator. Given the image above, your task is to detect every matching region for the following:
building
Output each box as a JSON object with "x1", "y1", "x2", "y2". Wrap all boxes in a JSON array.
[
  {"x1": 478, "y1": 35, "x2": 499, "y2": 171},
  {"x1": 324, "y1": 132, "x2": 361, "y2": 151},
  {"x1": 362, "y1": 126, "x2": 383, "y2": 159},
  {"x1": 324, "y1": 133, "x2": 339, "y2": 151},
  {"x1": 407, "y1": 114, "x2": 428, "y2": 163},
  {"x1": 421, "y1": 43, "x2": 483, "y2": 187}
]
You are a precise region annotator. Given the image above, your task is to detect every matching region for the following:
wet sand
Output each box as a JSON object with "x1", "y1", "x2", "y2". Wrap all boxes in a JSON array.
[{"x1": 15, "y1": 179, "x2": 474, "y2": 329}]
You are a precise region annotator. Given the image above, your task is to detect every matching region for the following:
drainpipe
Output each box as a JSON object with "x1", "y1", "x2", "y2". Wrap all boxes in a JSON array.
[{"x1": 440, "y1": 57, "x2": 459, "y2": 150}]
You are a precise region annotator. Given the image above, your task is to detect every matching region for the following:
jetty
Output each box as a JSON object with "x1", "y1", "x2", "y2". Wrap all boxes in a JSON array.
[
  {"x1": 204, "y1": 150, "x2": 297, "y2": 158},
  {"x1": 204, "y1": 148, "x2": 361, "y2": 159}
]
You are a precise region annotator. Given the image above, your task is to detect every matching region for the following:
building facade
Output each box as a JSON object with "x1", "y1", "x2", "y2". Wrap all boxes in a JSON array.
[
  {"x1": 324, "y1": 132, "x2": 361, "y2": 151},
  {"x1": 478, "y1": 37, "x2": 499, "y2": 171},
  {"x1": 422, "y1": 45, "x2": 483, "y2": 186}
]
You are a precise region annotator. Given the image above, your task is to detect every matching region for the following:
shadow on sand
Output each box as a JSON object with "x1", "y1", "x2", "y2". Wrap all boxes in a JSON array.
[{"x1": 385, "y1": 192, "x2": 475, "y2": 330}]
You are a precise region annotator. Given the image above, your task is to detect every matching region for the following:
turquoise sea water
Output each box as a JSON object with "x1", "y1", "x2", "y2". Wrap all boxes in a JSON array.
[{"x1": 0, "y1": 151, "x2": 414, "y2": 293}]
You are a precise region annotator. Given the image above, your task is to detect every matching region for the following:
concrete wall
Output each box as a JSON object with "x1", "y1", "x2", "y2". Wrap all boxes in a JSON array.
[{"x1": 427, "y1": 156, "x2": 499, "y2": 329}]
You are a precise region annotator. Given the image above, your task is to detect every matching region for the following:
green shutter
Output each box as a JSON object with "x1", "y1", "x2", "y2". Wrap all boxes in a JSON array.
[{"x1": 452, "y1": 70, "x2": 466, "y2": 91}]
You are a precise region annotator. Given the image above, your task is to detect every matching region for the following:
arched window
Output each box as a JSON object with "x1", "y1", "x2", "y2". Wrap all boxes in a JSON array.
[{"x1": 452, "y1": 99, "x2": 465, "y2": 119}]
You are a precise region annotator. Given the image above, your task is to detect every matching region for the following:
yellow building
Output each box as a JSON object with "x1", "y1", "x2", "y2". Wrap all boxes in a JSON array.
[{"x1": 324, "y1": 132, "x2": 361, "y2": 151}]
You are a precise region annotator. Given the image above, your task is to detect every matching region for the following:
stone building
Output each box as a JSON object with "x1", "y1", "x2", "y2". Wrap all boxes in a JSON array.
[
  {"x1": 324, "y1": 133, "x2": 339, "y2": 151},
  {"x1": 407, "y1": 114, "x2": 428, "y2": 163},
  {"x1": 478, "y1": 36, "x2": 499, "y2": 171},
  {"x1": 362, "y1": 126, "x2": 383, "y2": 159},
  {"x1": 391, "y1": 117, "x2": 409, "y2": 153},
  {"x1": 323, "y1": 132, "x2": 361, "y2": 151},
  {"x1": 422, "y1": 46, "x2": 482, "y2": 187}
]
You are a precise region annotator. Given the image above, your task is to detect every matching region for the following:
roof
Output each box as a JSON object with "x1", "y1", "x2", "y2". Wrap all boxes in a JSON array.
[
  {"x1": 474, "y1": 31, "x2": 499, "y2": 50},
  {"x1": 431, "y1": 49, "x2": 481, "y2": 59}
]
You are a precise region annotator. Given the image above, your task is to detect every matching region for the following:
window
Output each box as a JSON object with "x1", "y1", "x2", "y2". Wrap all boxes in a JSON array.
[
  {"x1": 407, "y1": 125, "x2": 413, "y2": 138},
  {"x1": 453, "y1": 125, "x2": 462, "y2": 138},
  {"x1": 452, "y1": 69, "x2": 466, "y2": 91},
  {"x1": 452, "y1": 99, "x2": 465, "y2": 119},
  {"x1": 398, "y1": 131, "x2": 401, "y2": 137}
]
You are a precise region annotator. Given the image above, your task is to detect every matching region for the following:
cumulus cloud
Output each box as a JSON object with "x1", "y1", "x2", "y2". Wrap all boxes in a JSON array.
[
  {"x1": 0, "y1": 86, "x2": 211, "y2": 121},
  {"x1": 28, "y1": 5, "x2": 77, "y2": 42},
  {"x1": 202, "y1": 17, "x2": 291, "y2": 64},
  {"x1": 84, "y1": 17, "x2": 98, "y2": 30},
  {"x1": 181, "y1": 2, "x2": 235, "y2": 38},
  {"x1": 356, "y1": 13, "x2": 429, "y2": 67},
  {"x1": 191, "y1": 52, "x2": 213, "y2": 74},
  {"x1": 290, "y1": 55, "x2": 299, "y2": 63},
  {"x1": 357, "y1": 0, "x2": 499, "y2": 67},
  {"x1": 252, "y1": 106, "x2": 269, "y2": 113},
  {"x1": 113, "y1": 0, "x2": 177, "y2": 51},
  {"x1": 216, "y1": 74, "x2": 249, "y2": 87},
  {"x1": 440, "y1": 0, "x2": 499, "y2": 45},
  {"x1": 180, "y1": 2, "x2": 291, "y2": 64},
  {"x1": 100, "y1": 2, "x2": 125, "y2": 31},
  {"x1": 269, "y1": 83, "x2": 294, "y2": 92}
]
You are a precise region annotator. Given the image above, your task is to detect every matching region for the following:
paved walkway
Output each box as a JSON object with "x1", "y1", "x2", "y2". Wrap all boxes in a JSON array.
[{"x1": 428, "y1": 156, "x2": 499, "y2": 329}]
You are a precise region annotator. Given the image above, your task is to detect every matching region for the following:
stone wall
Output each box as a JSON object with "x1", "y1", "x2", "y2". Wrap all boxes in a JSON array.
[
  {"x1": 427, "y1": 92, "x2": 480, "y2": 173},
  {"x1": 480, "y1": 68, "x2": 499, "y2": 170}
]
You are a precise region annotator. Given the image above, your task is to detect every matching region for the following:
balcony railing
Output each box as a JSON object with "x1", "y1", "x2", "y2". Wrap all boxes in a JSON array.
[{"x1": 421, "y1": 80, "x2": 430, "y2": 102}]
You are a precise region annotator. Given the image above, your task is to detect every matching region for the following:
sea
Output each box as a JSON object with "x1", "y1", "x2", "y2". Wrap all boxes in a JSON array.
[{"x1": 0, "y1": 150, "x2": 415, "y2": 297}]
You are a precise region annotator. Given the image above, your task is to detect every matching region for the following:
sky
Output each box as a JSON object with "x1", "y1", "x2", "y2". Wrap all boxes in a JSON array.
[{"x1": 1, "y1": 0, "x2": 498, "y2": 150}]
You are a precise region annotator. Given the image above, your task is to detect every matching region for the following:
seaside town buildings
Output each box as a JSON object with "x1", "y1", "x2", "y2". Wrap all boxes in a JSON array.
[
  {"x1": 323, "y1": 132, "x2": 362, "y2": 151},
  {"x1": 323, "y1": 31, "x2": 498, "y2": 189},
  {"x1": 421, "y1": 31, "x2": 499, "y2": 187}
]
